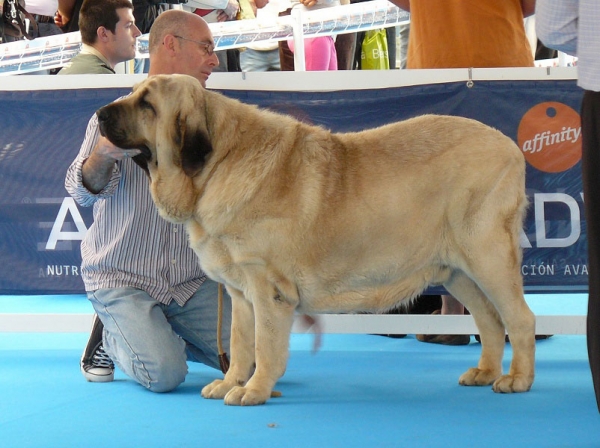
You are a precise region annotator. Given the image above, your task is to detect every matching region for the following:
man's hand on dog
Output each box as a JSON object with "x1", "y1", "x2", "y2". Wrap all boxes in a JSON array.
[{"x1": 94, "y1": 136, "x2": 141, "y2": 161}]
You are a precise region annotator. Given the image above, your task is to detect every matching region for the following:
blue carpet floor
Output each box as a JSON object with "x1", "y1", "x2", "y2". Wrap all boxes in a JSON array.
[{"x1": 0, "y1": 295, "x2": 598, "y2": 447}]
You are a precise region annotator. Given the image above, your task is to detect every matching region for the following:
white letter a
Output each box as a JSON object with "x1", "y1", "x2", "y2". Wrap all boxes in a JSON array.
[{"x1": 46, "y1": 197, "x2": 88, "y2": 250}]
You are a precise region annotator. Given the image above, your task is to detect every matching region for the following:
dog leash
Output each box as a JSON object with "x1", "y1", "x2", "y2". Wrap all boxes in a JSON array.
[{"x1": 217, "y1": 283, "x2": 230, "y2": 374}]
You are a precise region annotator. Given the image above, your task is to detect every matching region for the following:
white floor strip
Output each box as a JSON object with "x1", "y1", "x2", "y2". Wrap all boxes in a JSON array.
[{"x1": 0, "y1": 313, "x2": 586, "y2": 335}]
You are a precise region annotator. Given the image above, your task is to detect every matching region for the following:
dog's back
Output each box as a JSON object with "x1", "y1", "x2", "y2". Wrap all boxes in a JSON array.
[{"x1": 258, "y1": 114, "x2": 526, "y2": 313}]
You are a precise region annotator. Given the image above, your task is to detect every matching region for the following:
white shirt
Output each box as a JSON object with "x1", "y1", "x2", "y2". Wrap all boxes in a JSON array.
[
  {"x1": 536, "y1": 0, "x2": 600, "y2": 92},
  {"x1": 278, "y1": 0, "x2": 341, "y2": 13},
  {"x1": 25, "y1": 0, "x2": 58, "y2": 16}
]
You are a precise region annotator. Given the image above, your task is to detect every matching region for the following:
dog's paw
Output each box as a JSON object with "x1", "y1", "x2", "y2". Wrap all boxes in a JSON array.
[
  {"x1": 224, "y1": 386, "x2": 271, "y2": 406},
  {"x1": 458, "y1": 367, "x2": 500, "y2": 386},
  {"x1": 492, "y1": 374, "x2": 533, "y2": 393},
  {"x1": 201, "y1": 379, "x2": 236, "y2": 399}
]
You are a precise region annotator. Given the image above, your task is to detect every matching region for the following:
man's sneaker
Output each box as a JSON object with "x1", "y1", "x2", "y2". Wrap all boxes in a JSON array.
[{"x1": 81, "y1": 314, "x2": 115, "y2": 382}]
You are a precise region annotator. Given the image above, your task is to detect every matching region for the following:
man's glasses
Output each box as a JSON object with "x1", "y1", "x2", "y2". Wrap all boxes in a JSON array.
[{"x1": 173, "y1": 35, "x2": 215, "y2": 56}]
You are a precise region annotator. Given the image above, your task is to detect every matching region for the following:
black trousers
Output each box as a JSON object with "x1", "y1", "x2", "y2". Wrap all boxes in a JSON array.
[{"x1": 581, "y1": 90, "x2": 600, "y2": 412}]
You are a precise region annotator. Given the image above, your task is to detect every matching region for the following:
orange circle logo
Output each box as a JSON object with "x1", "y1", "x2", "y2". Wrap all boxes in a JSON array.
[{"x1": 517, "y1": 102, "x2": 581, "y2": 173}]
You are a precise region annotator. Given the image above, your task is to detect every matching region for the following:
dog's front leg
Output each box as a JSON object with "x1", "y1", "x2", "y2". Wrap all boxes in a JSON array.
[
  {"x1": 201, "y1": 289, "x2": 256, "y2": 400},
  {"x1": 223, "y1": 290, "x2": 296, "y2": 406}
]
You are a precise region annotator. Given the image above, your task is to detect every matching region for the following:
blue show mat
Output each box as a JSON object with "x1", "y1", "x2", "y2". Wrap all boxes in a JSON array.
[{"x1": 0, "y1": 330, "x2": 598, "y2": 448}]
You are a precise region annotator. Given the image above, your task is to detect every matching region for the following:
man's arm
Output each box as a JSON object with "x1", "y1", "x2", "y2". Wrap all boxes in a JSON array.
[
  {"x1": 387, "y1": 0, "x2": 410, "y2": 11},
  {"x1": 81, "y1": 136, "x2": 139, "y2": 194},
  {"x1": 55, "y1": 0, "x2": 77, "y2": 28},
  {"x1": 521, "y1": 0, "x2": 536, "y2": 18},
  {"x1": 65, "y1": 114, "x2": 139, "y2": 204},
  {"x1": 254, "y1": 0, "x2": 268, "y2": 10},
  {"x1": 190, "y1": 0, "x2": 240, "y2": 18},
  {"x1": 535, "y1": 0, "x2": 579, "y2": 56}
]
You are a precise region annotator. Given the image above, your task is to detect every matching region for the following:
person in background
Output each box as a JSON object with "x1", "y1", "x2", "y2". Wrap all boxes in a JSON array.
[
  {"x1": 57, "y1": 0, "x2": 141, "y2": 74},
  {"x1": 397, "y1": 22, "x2": 409, "y2": 69},
  {"x1": 55, "y1": 0, "x2": 157, "y2": 35},
  {"x1": 390, "y1": 0, "x2": 534, "y2": 69},
  {"x1": 27, "y1": 0, "x2": 73, "y2": 37},
  {"x1": 129, "y1": 0, "x2": 162, "y2": 74},
  {"x1": 386, "y1": 0, "x2": 536, "y2": 345},
  {"x1": 536, "y1": 0, "x2": 600, "y2": 413},
  {"x1": 278, "y1": 0, "x2": 348, "y2": 71},
  {"x1": 2, "y1": 0, "x2": 75, "y2": 73},
  {"x1": 190, "y1": 0, "x2": 241, "y2": 71},
  {"x1": 55, "y1": 0, "x2": 81, "y2": 31},
  {"x1": 333, "y1": 14, "x2": 356, "y2": 70},
  {"x1": 1, "y1": 0, "x2": 72, "y2": 42},
  {"x1": 240, "y1": 0, "x2": 282, "y2": 72}
]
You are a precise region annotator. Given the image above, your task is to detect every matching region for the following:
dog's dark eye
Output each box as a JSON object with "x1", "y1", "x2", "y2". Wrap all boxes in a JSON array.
[{"x1": 140, "y1": 98, "x2": 155, "y2": 114}]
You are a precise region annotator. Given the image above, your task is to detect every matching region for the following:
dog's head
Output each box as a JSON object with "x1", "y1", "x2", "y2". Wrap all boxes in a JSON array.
[{"x1": 96, "y1": 74, "x2": 213, "y2": 180}]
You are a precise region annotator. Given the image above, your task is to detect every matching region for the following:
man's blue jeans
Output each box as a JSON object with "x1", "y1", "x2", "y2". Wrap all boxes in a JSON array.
[{"x1": 87, "y1": 279, "x2": 232, "y2": 392}]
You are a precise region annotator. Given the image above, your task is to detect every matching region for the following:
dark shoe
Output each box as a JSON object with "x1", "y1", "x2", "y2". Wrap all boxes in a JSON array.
[
  {"x1": 416, "y1": 310, "x2": 471, "y2": 345},
  {"x1": 81, "y1": 314, "x2": 114, "y2": 382},
  {"x1": 416, "y1": 333, "x2": 471, "y2": 345},
  {"x1": 474, "y1": 334, "x2": 553, "y2": 343}
]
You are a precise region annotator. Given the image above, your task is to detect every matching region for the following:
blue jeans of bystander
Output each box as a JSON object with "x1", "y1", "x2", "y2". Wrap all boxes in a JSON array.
[{"x1": 240, "y1": 48, "x2": 281, "y2": 72}]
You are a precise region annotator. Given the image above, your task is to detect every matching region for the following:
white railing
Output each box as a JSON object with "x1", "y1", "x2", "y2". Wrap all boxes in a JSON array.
[{"x1": 0, "y1": 0, "x2": 409, "y2": 76}]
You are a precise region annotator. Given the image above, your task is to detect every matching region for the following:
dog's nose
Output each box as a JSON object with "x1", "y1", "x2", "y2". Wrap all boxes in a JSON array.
[{"x1": 96, "y1": 106, "x2": 109, "y2": 123}]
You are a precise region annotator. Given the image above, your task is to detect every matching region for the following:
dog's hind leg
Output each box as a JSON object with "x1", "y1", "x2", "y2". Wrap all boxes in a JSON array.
[
  {"x1": 201, "y1": 288, "x2": 257, "y2": 400},
  {"x1": 453, "y1": 246, "x2": 535, "y2": 393},
  {"x1": 469, "y1": 264, "x2": 535, "y2": 393},
  {"x1": 444, "y1": 271, "x2": 506, "y2": 386}
]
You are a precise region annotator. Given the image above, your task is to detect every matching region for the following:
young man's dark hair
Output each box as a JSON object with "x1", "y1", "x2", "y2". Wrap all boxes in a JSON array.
[{"x1": 78, "y1": 0, "x2": 134, "y2": 45}]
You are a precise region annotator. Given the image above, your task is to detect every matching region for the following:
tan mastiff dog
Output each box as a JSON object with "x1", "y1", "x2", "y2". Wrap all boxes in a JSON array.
[{"x1": 97, "y1": 74, "x2": 535, "y2": 406}]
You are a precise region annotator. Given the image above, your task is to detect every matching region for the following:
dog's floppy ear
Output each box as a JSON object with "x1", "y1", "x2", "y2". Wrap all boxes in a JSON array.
[{"x1": 177, "y1": 112, "x2": 213, "y2": 178}]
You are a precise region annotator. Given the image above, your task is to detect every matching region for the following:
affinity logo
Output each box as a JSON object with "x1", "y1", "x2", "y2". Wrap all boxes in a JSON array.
[{"x1": 517, "y1": 101, "x2": 582, "y2": 173}]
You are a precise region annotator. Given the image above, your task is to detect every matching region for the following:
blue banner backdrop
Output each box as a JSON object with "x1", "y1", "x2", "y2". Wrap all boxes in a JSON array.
[{"x1": 0, "y1": 79, "x2": 585, "y2": 294}]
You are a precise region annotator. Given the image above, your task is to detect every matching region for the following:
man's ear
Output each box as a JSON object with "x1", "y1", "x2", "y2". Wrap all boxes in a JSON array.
[
  {"x1": 162, "y1": 34, "x2": 177, "y2": 55},
  {"x1": 97, "y1": 26, "x2": 110, "y2": 43}
]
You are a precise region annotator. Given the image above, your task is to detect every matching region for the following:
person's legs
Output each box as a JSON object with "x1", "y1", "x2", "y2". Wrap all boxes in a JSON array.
[
  {"x1": 164, "y1": 278, "x2": 232, "y2": 372},
  {"x1": 240, "y1": 48, "x2": 272, "y2": 72},
  {"x1": 398, "y1": 23, "x2": 410, "y2": 69},
  {"x1": 81, "y1": 314, "x2": 114, "y2": 382},
  {"x1": 288, "y1": 37, "x2": 338, "y2": 71},
  {"x1": 304, "y1": 37, "x2": 338, "y2": 71},
  {"x1": 385, "y1": 26, "x2": 396, "y2": 69},
  {"x1": 581, "y1": 90, "x2": 600, "y2": 411},
  {"x1": 278, "y1": 8, "x2": 295, "y2": 71},
  {"x1": 335, "y1": 33, "x2": 356, "y2": 70},
  {"x1": 88, "y1": 287, "x2": 189, "y2": 393},
  {"x1": 441, "y1": 294, "x2": 465, "y2": 314},
  {"x1": 265, "y1": 48, "x2": 281, "y2": 71},
  {"x1": 279, "y1": 40, "x2": 295, "y2": 71},
  {"x1": 327, "y1": 37, "x2": 339, "y2": 71}
]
